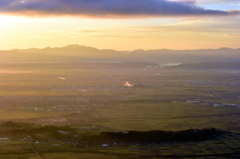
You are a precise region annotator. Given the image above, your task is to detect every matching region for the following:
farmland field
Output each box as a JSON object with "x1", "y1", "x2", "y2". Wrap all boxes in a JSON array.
[{"x1": 0, "y1": 63, "x2": 239, "y2": 158}]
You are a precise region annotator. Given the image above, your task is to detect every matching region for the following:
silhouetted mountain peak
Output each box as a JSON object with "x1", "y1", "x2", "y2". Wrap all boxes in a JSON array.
[
  {"x1": 219, "y1": 47, "x2": 233, "y2": 50},
  {"x1": 133, "y1": 49, "x2": 145, "y2": 52},
  {"x1": 63, "y1": 44, "x2": 98, "y2": 51}
]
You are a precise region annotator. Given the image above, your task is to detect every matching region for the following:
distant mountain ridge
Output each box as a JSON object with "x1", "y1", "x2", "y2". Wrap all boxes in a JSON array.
[{"x1": 0, "y1": 45, "x2": 239, "y2": 64}]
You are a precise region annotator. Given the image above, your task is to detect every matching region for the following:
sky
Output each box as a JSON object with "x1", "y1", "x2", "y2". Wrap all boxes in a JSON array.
[{"x1": 0, "y1": 0, "x2": 239, "y2": 50}]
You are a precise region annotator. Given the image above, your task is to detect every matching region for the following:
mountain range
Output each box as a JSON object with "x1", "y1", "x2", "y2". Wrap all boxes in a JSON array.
[{"x1": 1, "y1": 45, "x2": 240, "y2": 64}]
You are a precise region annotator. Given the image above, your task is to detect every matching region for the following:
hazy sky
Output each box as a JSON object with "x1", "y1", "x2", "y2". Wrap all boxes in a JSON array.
[{"x1": 0, "y1": 0, "x2": 239, "y2": 50}]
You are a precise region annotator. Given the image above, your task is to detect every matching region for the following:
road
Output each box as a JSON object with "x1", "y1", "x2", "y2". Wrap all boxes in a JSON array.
[{"x1": 29, "y1": 142, "x2": 46, "y2": 159}]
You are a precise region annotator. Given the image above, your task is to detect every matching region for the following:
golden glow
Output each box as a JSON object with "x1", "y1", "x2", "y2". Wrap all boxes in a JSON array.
[{"x1": 0, "y1": 15, "x2": 239, "y2": 50}]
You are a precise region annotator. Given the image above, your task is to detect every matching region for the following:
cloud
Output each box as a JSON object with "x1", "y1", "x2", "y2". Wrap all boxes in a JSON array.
[
  {"x1": 0, "y1": 0, "x2": 239, "y2": 18},
  {"x1": 199, "y1": 0, "x2": 240, "y2": 4}
]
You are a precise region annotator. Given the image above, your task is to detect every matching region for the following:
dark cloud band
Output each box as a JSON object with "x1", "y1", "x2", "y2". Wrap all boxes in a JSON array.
[{"x1": 0, "y1": 0, "x2": 239, "y2": 17}]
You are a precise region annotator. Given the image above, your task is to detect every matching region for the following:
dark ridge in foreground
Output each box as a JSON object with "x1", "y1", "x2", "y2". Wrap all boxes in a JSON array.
[
  {"x1": 82, "y1": 128, "x2": 223, "y2": 144},
  {"x1": 0, "y1": 122, "x2": 224, "y2": 144}
]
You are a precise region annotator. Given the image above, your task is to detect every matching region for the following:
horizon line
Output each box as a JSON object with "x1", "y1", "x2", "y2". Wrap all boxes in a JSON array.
[{"x1": 0, "y1": 44, "x2": 239, "y2": 52}]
